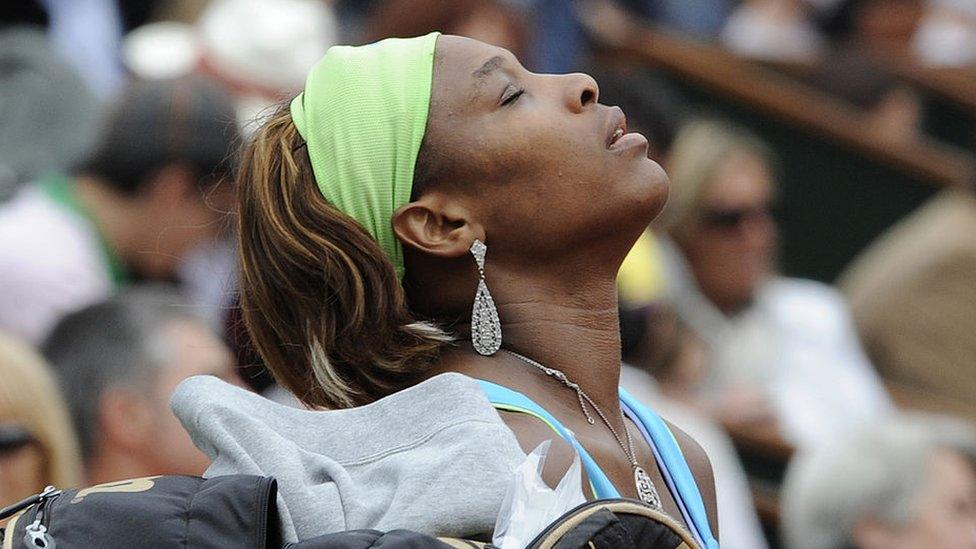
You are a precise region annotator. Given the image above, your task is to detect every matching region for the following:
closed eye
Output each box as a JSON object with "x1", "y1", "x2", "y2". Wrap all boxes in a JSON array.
[{"x1": 501, "y1": 87, "x2": 524, "y2": 106}]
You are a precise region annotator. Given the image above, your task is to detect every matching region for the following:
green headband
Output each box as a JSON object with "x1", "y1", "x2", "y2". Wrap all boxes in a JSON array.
[{"x1": 290, "y1": 32, "x2": 439, "y2": 279}]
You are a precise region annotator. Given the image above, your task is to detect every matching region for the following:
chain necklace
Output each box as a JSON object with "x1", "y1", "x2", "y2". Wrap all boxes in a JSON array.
[{"x1": 504, "y1": 349, "x2": 663, "y2": 510}]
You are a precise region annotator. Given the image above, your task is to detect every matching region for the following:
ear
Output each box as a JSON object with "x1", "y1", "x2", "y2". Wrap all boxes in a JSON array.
[
  {"x1": 99, "y1": 388, "x2": 155, "y2": 455},
  {"x1": 392, "y1": 191, "x2": 484, "y2": 259}
]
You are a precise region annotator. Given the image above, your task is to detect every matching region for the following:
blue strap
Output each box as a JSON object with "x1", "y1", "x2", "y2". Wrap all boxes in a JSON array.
[
  {"x1": 477, "y1": 379, "x2": 718, "y2": 549},
  {"x1": 620, "y1": 388, "x2": 719, "y2": 549},
  {"x1": 477, "y1": 380, "x2": 619, "y2": 500}
]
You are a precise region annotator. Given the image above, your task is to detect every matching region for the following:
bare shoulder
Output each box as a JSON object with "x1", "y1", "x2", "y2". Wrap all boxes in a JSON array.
[
  {"x1": 665, "y1": 419, "x2": 719, "y2": 541},
  {"x1": 497, "y1": 410, "x2": 590, "y2": 495}
]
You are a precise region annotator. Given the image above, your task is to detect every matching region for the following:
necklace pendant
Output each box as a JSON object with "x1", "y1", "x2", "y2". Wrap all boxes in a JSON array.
[{"x1": 633, "y1": 465, "x2": 662, "y2": 510}]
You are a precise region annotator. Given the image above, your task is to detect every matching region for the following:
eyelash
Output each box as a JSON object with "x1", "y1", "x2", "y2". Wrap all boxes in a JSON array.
[{"x1": 502, "y1": 87, "x2": 524, "y2": 106}]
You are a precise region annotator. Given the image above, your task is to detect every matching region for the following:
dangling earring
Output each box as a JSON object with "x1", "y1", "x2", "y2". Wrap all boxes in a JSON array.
[{"x1": 470, "y1": 239, "x2": 502, "y2": 356}]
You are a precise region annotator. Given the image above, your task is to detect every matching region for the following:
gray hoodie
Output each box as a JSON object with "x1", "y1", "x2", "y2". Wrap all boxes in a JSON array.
[{"x1": 171, "y1": 373, "x2": 525, "y2": 542}]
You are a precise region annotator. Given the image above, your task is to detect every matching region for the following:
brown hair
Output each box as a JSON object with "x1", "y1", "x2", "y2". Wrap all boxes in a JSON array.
[{"x1": 235, "y1": 106, "x2": 451, "y2": 409}]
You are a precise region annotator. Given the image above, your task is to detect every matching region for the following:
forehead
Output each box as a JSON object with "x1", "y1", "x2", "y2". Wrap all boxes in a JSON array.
[
  {"x1": 431, "y1": 35, "x2": 514, "y2": 110},
  {"x1": 702, "y1": 150, "x2": 774, "y2": 206}
]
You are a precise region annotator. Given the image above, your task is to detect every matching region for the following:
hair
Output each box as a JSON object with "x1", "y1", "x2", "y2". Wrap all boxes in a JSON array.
[
  {"x1": 235, "y1": 105, "x2": 452, "y2": 409},
  {"x1": 625, "y1": 304, "x2": 696, "y2": 383},
  {"x1": 0, "y1": 331, "x2": 82, "y2": 490},
  {"x1": 74, "y1": 76, "x2": 239, "y2": 195},
  {"x1": 42, "y1": 285, "x2": 204, "y2": 461},
  {"x1": 655, "y1": 118, "x2": 777, "y2": 238},
  {"x1": 782, "y1": 413, "x2": 976, "y2": 549}
]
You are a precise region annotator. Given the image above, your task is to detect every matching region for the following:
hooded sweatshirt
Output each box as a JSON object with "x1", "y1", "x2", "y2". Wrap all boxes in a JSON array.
[{"x1": 171, "y1": 373, "x2": 525, "y2": 542}]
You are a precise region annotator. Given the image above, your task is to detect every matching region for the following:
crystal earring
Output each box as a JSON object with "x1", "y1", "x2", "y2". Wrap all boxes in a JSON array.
[{"x1": 470, "y1": 239, "x2": 502, "y2": 356}]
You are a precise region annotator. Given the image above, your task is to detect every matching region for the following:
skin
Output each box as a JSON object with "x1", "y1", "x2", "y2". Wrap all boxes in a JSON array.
[
  {"x1": 391, "y1": 35, "x2": 717, "y2": 535},
  {"x1": 73, "y1": 165, "x2": 232, "y2": 280},
  {"x1": 854, "y1": 449, "x2": 976, "y2": 549},
  {"x1": 676, "y1": 149, "x2": 777, "y2": 316},
  {"x1": 87, "y1": 318, "x2": 240, "y2": 484},
  {"x1": 0, "y1": 442, "x2": 45, "y2": 506}
]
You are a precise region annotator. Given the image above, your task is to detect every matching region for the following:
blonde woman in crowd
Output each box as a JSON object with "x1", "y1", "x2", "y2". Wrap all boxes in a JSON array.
[
  {"x1": 0, "y1": 332, "x2": 81, "y2": 509},
  {"x1": 656, "y1": 118, "x2": 891, "y2": 447}
]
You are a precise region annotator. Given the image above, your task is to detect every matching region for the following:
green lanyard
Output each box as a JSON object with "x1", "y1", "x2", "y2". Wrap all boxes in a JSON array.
[{"x1": 40, "y1": 174, "x2": 129, "y2": 288}]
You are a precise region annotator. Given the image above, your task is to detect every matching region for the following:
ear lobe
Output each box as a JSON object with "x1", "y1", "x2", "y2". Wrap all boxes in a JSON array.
[{"x1": 393, "y1": 194, "x2": 483, "y2": 259}]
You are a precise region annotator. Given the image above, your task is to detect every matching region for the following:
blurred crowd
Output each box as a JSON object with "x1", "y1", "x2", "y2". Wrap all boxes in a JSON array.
[{"x1": 1, "y1": 1, "x2": 975, "y2": 548}]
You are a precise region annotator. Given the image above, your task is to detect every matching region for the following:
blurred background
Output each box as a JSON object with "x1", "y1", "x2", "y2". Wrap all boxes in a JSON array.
[{"x1": 1, "y1": 1, "x2": 975, "y2": 548}]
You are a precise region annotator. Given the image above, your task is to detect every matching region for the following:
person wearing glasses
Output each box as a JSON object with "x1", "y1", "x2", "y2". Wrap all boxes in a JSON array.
[
  {"x1": 654, "y1": 118, "x2": 891, "y2": 448},
  {"x1": 0, "y1": 332, "x2": 81, "y2": 512}
]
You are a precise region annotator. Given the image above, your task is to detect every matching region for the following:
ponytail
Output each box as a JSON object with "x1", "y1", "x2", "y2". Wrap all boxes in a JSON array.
[{"x1": 236, "y1": 106, "x2": 452, "y2": 408}]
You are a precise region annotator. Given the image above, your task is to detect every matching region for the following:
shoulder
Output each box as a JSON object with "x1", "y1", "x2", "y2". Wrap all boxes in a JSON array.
[
  {"x1": 496, "y1": 410, "x2": 586, "y2": 493},
  {"x1": 666, "y1": 419, "x2": 719, "y2": 542}
]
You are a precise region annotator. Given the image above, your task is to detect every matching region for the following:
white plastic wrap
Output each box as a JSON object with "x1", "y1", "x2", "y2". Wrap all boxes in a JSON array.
[{"x1": 492, "y1": 441, "x2": 586, "y2": 549}]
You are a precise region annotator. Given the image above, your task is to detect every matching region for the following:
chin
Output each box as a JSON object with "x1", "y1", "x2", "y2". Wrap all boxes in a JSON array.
[{"x1": 632, "y1": 160, "x2": 670, "y2": 225}]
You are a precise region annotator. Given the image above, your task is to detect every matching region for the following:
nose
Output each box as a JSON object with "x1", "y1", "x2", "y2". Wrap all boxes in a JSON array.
[{"x1": 561, "y1": 73, "x2": 599, "y2": 113}]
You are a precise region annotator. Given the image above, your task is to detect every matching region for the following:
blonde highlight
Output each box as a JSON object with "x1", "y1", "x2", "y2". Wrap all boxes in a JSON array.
[{"x1": 236, "y1": 105, "x2": 452, "y2": 409}]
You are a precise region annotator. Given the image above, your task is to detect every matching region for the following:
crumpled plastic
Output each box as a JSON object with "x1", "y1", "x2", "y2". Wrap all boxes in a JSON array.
[{"x1": 492, "y1": 440, "x2": 586, "y2": 549}]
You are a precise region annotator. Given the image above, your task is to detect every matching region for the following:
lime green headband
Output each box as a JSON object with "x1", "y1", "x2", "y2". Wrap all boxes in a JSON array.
[{"x1": 290, "y1": 32, "x2": 439, "y2": 279}]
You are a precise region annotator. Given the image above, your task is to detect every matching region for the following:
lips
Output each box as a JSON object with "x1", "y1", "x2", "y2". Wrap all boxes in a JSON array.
[{"x1": 606, "y1": 107, "x2": 628, "y2": 149}]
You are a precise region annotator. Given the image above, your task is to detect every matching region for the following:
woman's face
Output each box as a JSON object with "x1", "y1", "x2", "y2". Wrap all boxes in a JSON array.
[
  {"x1": 678, "y1": 150, "x2": 777, "y2": 314},
  {"x1": 422, "y1": 36, "x2": 669, "y2": 265},
  {"x1": 859, "y1": 449, "x2": 976, "y2": 549}
]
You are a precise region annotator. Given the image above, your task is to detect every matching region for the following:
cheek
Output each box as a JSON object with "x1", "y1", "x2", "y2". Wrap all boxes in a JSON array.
[{"x1": 0, "y1": 445, "x2": 46, "y2": 501}]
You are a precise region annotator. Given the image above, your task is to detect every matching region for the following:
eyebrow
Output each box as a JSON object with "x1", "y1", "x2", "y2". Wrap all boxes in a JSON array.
[{"x1": 472, "y1": 55, "x2": 505, "y2": 80}]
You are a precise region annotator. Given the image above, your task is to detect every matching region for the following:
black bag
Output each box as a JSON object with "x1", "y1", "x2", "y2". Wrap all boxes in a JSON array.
[
  {"x1": 0, "y1": 476, "x2": 465, "y2": 549},
  {"x1": 1, "y1": 475, "x2": 281, "y2": 548},
  {"x1": 1, "y1": 478, "x2": 698, "y2": 548}
]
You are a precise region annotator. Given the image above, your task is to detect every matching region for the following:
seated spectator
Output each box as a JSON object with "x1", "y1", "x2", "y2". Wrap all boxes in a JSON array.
[
  {"x1": 656, "y1": 118, "x2": 891, "y2": 447},
  {"x1": 0, "y1": 332, "x2": 81, "y2": 507},
  {"x1": 0, "y1": 26, "x2": 101, "y2": 201},
  {"x1": 721, "y1": 0, "x2": 827, "y2": 61},
  {"x1": 782, "y1": 413, "x2": 976, "y2": 549},
  {"x1": 42, "y1": 286, "x2": 240, "y2": 485},
  {"x1": 840, "y1": 187, "x2": 976, "y2": 424},
  {"x1": 0, "y1": 76, "x2": 238, "y2": 345},
  {"x1": 807, "y1": 49, "x2": 922, "y2": 146}
]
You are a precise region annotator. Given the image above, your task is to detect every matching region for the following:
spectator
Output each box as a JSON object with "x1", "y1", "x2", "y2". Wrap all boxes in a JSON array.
[
  {"x1": 782, "y1": 413, "x2": 976, "y2": 549},
  {"x1": 0, "y1": 76, "x2": 238, "y2": 345},
  {"x1": 364, "y1": 0, "x2": 530, "y2": 62},
  {"x1": 840, "y1": 187, "x2": 976, "y2": 424},
  {"x1": 656, "y1": 118, "x2": 891, "y2": 447},
  {"x1": 43, "y1": 286, "x2": 240, "y2": 485},
  {"x1": 0, "y1": 26, "x2": 101, "y2": 201},
  {"x1": 721, "y1": 0, "x2": 827, "y2": 61},
  {"x1": 913, "y1": 0, "x2": 976, "y2": 66},
  {"x1": 808, "y1": 49, "x2": 922, "y2": 146},
  {"x1": 0, "y1": 332, "x2": 82, "y2": 506}
]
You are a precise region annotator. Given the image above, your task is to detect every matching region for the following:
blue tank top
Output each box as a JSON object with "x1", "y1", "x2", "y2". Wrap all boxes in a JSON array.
[{"x1": 477, "y1": 380, "x2": 719, "y2": 549}]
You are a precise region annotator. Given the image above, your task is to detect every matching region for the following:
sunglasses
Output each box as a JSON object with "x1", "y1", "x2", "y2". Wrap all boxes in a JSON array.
[
  {"x1": 700, "y1": 205, "x2": 774, "y2": 231},
  {"x1": 0, "y1": 425, "x2": 35, "y2": 455}
]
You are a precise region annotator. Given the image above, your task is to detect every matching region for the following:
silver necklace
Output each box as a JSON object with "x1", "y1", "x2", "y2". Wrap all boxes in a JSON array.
[{"x1": 504, "y1": 349, "x2": 663, "y2": 510}]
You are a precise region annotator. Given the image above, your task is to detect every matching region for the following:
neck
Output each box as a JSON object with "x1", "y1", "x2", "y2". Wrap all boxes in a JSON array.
[
  {"x1": 72, "y1": 176, "x2": 141, "y2": 269},
  {"x1": 444, "y1": 260, "x2": 625, "y2": 418},
  {"x1": 86, "y1": 446, "x2": 154, "y2": 485}
]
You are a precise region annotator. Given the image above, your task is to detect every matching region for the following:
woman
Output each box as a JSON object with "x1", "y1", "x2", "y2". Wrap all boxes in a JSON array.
[
  {"x1": 194, "y1": 33, "x2": 716, "y2": 545},
  {"x1": 656, "y1": 118, "x2": 891, "y2": 447},
  {"x1": 0, "y1": 331, "x2": 82, "y2": 510},
  {"x1": 782, "y1": 413, "x2": 976, "y2": 549}
]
